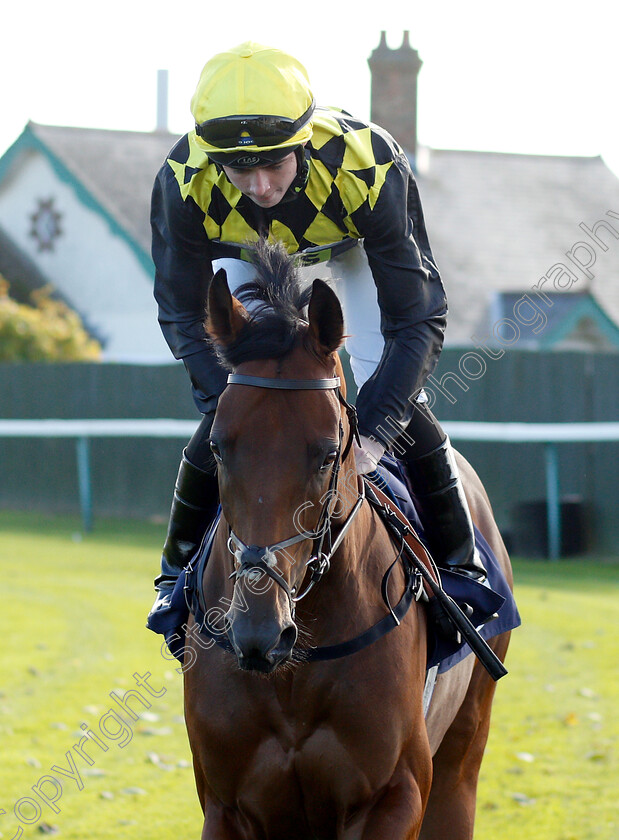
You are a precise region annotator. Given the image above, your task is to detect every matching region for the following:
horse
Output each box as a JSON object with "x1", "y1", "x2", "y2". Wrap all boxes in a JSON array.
[{"x1": 182, "y1": 242, "x2": 514, "y2": 840}]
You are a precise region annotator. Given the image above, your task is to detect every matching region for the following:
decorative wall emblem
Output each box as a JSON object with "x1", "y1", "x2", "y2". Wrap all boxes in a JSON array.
[{"x1": 29, "y1": 198, "x2": 63, "y2": 252}]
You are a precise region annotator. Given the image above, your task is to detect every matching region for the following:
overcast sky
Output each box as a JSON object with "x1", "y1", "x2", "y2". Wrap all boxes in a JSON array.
[{"x1": 2, "y1": 0, "x2": 618, "y2": 175}]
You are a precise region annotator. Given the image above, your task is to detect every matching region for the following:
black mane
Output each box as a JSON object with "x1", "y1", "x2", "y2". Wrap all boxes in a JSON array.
[{"x1": 210, "y1": 239, "x2": 313, "y2": 369}]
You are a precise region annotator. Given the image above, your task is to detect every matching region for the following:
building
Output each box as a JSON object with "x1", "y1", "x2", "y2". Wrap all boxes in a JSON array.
[
  {"x1": 0, "y1": 122, "x2": 176, "y2": 361},
  {"x1": 1, "y1": 37, "x2": 619, "y2": 361},
  {"x1": 368, "y1": 32, "x2": 619, "y2": 352},
  {"x1": 0, "y1": 43, "x2": 617, "y2": 548}
]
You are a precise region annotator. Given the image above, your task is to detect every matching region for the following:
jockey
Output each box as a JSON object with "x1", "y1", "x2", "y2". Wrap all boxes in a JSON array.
[{"x1": 149, "y1": 41, "x2": 486, "y2": 619}]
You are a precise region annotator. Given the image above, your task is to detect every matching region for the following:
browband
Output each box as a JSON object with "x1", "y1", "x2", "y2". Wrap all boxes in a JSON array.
[{"x1": 227, "y1": 374, "x2": 341, "y2": 390}]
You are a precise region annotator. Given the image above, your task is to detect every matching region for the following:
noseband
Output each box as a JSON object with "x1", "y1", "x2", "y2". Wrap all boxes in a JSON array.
[{"x1": 225, "y1": 372, "x2": 362, "y2": 608}]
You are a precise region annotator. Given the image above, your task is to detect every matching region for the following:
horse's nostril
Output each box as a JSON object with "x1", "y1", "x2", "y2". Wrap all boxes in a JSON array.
[
  {"x1": 228, "y1": 618, "x2": 297, "y2": 671},
  {"x1": 278, "y1": 624, "x2": 298, "y2": 653}
]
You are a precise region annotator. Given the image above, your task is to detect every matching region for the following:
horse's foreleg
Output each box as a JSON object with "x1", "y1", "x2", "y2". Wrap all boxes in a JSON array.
[
  {"x1": 192, "y1": 764, "x2": 242, "y2": 840},
  {"x1": 419, "y1": 633, "x2": 511, "y2": 840},
  {"x1": 356, "y1": 770, "x2": 432, "y2": 840},
  {"x1": 200, "y1": 804, "x2": 243, "y2": 840}
]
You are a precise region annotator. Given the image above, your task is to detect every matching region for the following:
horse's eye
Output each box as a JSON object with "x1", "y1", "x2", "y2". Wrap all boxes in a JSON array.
[
  {"x1": 320, "y1": 450, "x2": 338, "y2": 471},
  {"x1": 210, "y1": 440, "x2": 223, "y2": 463}
]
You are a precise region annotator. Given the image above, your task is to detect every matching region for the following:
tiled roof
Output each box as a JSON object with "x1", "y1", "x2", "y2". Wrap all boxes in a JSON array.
[{"x1": 416, "y1": 148, "x2": 619, "y2": 345}]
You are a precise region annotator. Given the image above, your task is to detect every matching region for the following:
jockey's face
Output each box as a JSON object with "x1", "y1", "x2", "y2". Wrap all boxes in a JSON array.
[{"x1": 222, "y1": 151, "x2": 298, "y2": 208}]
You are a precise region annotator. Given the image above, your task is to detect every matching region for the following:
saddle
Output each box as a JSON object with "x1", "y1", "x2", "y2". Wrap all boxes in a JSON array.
[{"x1": 365, "y1": 454, "x2": 519, "y2": 674}]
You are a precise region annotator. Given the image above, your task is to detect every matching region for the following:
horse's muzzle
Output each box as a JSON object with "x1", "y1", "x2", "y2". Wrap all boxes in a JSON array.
[{"x1": 226, "y1": 616, "x2": 298, "y2": 674}]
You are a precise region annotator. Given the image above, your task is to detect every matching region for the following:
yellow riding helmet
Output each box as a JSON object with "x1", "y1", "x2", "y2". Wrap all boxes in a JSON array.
[{"x1": 191, "y1": 42, "x2": 314, "y2": 167}]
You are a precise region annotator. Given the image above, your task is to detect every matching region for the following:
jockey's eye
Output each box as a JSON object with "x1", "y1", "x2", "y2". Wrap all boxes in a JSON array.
[{"x1": 209, "y1": 440, "x2": 223, "y2": 463}]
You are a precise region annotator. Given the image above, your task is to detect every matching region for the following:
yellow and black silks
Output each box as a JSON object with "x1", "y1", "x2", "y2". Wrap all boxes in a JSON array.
[
  {"x1": 151, "y1": 107, "x2": 447, "y2": 445},
  {"x1": 165, "y1": 108, "x2": 396, "y2": 263}
]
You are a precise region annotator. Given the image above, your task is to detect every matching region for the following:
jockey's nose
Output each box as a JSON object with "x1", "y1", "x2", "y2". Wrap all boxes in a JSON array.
[
  {"x1": 248, "y1": 169, "x2": 271, "y2": 199},
  {"x1": 225, "y1": 611, "x2": 297, "y2": 674}
]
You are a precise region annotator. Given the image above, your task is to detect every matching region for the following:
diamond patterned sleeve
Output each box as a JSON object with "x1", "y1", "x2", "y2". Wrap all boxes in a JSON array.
[
  {"x1": 351, "y1": 149, "x2": 447, "y2": 447},
  {"x1": 151, "y1": 147, "x2": 227, "y2": 410}
]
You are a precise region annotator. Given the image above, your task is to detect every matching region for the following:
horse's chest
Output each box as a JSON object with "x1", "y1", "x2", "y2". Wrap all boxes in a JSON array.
[
  {"x1": 186, "y1": 615, "x2": 427, "y2": 835},
  {"x1": 196, "y1": 668, "x2": 418, "y2": 822},
  {"x1": 217, "y1": 720, "x2": 393, "y2": 837}
]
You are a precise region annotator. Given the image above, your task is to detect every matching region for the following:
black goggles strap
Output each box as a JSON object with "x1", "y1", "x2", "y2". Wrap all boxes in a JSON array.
[{"x1": 196, "y1": 100, "x2": 315, "y2": 149}]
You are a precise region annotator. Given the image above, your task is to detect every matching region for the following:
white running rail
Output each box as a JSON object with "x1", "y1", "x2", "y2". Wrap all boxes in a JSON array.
[{"x1": 1, "y1": 419, "x2": 618, "y2": 558}]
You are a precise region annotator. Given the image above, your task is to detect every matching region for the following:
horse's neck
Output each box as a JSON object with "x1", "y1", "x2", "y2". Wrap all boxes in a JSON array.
[{"x1": 302, "y1": 497, "x2": 401, "y2": 628}]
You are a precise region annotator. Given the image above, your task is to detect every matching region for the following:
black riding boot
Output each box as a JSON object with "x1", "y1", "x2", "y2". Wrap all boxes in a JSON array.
[
  {"x1": 149, "y1": 450, "x2": 219, "y2": 617},
  {"x1": 405, "y1": 437, "x2": 487, "y2": 582}
]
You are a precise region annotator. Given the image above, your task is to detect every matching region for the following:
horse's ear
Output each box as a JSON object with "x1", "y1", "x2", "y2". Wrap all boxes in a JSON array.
[
  {"x1": 307, "y1": 279, "x2": 344, "y2": 354},
  {"x1": 205, "y1": 269, "x2": 250, "y2": 344}
]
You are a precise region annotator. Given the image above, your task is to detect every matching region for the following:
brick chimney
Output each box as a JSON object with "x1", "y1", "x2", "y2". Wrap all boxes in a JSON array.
[{"x1": 368, "y1": 31, "x2": 423, "y2": 164}]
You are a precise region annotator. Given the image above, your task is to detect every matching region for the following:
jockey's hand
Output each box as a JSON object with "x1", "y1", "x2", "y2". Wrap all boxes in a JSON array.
[{"x1": 353, "y1": 435, "x2": 385, "y2": 475}]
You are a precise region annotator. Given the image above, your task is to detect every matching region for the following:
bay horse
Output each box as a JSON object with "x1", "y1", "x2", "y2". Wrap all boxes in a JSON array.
[{"x1": 182, "y1": 243, "x2": 513, "y2": 840}]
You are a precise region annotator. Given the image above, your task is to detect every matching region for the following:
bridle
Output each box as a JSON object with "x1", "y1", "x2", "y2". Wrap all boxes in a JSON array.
[
  {"x1": 184, "y1": 370, "x2": 425, "y2": 663},
  {"x1": 184, "y1": 374, "x2": 506, "y2": 677},
  {"x1": 224, "y1": 372, "x2": 363, "y2": 610}
]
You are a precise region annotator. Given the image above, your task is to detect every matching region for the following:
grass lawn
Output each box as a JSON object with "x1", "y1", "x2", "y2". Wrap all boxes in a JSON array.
[
  {"x1": 0, "y1": 511, "x2": 617, "y2": 839},
  {"x1": 477, "y1": 558, "x2": 618, "y2": 840}
]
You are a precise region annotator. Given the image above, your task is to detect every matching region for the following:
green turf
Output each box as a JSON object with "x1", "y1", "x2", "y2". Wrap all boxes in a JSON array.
[
  {"x1": 0, "y1": 511, "x2": 617, "y2": 838},
  {"x1": 477, "y1": 559, "x2": 618, "y2": 840},
  {"x1": 0, "y1": 512, "x2": 200, "y2": 839}
]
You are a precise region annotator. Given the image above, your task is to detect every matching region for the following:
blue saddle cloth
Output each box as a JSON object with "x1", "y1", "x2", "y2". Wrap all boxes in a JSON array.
[
  {"x1": 370, "y1": 453, "x2": 520, "y2": 672},
  {"x1": 148, "y1": 454, "x2": 520, "y2": 674}
]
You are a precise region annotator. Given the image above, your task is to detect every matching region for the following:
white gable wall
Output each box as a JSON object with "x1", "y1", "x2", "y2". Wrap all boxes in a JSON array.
[{"x1": 0, "y1": 148, "x2": 171, "y2": 362}]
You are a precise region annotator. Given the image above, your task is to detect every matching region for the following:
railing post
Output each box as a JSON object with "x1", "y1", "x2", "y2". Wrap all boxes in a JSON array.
[
  {"x1": 544, "y1": 442, "x2": 561, "y2": 561},
  {"x1": 76, "y1": 436, "x2": 93, "y2": 532}
]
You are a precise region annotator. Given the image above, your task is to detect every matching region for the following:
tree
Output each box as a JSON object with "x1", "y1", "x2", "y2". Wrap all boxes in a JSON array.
[{"x1": 0, "y1": 277, "x2": 101, "y2": 362}]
